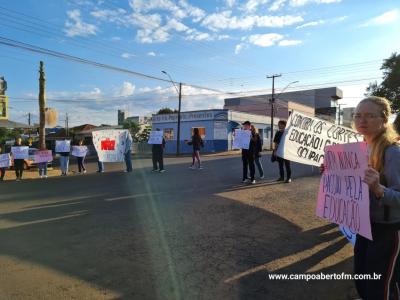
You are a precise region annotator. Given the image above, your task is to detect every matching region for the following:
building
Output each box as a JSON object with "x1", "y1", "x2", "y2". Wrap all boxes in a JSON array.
[
  {"x1": 342, "y1": 107, "x2": 356, "y2": 128},
  {"x1": 117, "y1": 110, "x2": 126, "y2": 125},
  {"x1": 152, "y1": 109, "x2": 277, "y2": 154},
  {"x1": 125, "y1": 115, "x2": 152, "y2": 125},
  {"x1": 224, "y1": 87, "x2": 342, "y2": 123},
  {"x1": 0, "y1": 95, "x2": 8, "y2": 120}
]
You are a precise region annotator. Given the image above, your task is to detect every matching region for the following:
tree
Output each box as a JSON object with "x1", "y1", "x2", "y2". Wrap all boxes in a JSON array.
[
  {"x1": 366, "y1": 52, "x2": 400, "y2": 112},
  {"x1": 137, "y1": 124, "x2": 152, "y2": 142},
  {"x1": 157, "y1": 107, "x2": 178, "y2": 114},
  {"x1": 123, "y1": 120, "x2": 140, "y2": 141}
]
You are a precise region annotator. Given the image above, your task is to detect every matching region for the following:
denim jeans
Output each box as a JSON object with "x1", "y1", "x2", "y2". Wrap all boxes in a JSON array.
[
  {"x1": 255, "y1": 156, "x2": 264, "y2": 177},
  {"x1": 124, "y1": 150, "x2": 132, "y2": 172},
  {"x1": 38, "y1": 162, "x2": 47, "y2": 176},
  {"x1": 97, "y1": 160, "x2": 104, "y2": 172},
  {"x1": 59, "y1": 156, "x2": 69, "y2": 174}
]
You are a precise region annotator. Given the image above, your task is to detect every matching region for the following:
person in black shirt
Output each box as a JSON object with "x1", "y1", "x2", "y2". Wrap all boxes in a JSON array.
[
  {"x1": 152, "y1": 129, "x2": 166, "y2": 173},
  {"x1": 251, "y1": 125, "x2": 264, "y2": 179},
  {"x1": 273, "y1": 120, "x2": 292, "y2": 183},
  {"x1": 241, "y1": 121, "x2": 257, "y2": 184}
]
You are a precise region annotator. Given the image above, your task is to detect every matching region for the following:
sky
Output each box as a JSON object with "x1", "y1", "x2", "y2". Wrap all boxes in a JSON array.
[{"x1": 0, "y1": 0, "x2": 399, "y2": 126}]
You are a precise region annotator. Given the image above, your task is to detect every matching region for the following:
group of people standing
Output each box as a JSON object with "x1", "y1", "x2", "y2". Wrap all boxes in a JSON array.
[{"x1": 241, "y1": 120, "x2": 291, "y2": 184}]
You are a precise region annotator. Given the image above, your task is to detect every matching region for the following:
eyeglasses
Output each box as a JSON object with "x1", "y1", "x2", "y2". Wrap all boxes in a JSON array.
[{"x1": 352, "y1": 113, "x2": 383, "y2": 121}]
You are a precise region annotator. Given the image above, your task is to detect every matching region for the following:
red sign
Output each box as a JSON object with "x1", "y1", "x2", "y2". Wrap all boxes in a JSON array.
[{"x1": 101, "y1": 139, "x2": 116, "y2": 151}]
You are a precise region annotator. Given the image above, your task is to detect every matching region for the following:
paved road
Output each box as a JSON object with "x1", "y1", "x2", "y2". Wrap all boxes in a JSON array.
[{"x1": 0, "y1": 154, "x2": 355, "y2": 299}]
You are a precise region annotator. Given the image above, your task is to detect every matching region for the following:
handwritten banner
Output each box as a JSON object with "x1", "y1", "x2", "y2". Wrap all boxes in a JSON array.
[
  {"x1": 92, "y1": 130, "x2": 128, "y2": 162},
  {"x1": 34, "y1": 150, "x2": 53, "y2": 163},
  {"x1": 0, "y1": 153, "x2": 11, "y2": 167},
  {"x1": 148, "y1": 131, "x2": 163, "y2": 145},
  {"x1": 232, "y1": 129, "x2": 251, "y2": 150},
  {"x1": 276, "y1": 111, "x2": 363, "y2": 166},
  {"x1": 11, "y1": 146, "x2": 29, "y2": 159},
  {"x1": 316, "y1": 142, "x2": 372, "y2": 240},
  {"x1": 72, "y1": 146, "x2": 88, "y2": 157},
  {"x1": 55, "y1": 140, "x2": 71, "y2": 153}
]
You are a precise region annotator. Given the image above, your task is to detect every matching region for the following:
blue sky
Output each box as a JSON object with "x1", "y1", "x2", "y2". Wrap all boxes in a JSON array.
[{"x1": 0, "y1": 0, "x2": 399, "y2": 126}]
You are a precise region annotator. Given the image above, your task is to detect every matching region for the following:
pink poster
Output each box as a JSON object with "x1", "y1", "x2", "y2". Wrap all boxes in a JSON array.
[
  {"x1": 34, "y1": 150, "x2": 53, "y2": 163},
  {"x1": 316, "y1": 142, "x2": 372, "y2": 240}
]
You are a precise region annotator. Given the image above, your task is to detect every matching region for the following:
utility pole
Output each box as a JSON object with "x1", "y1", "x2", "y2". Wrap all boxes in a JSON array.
[
  {"x1": 38, "y1": 61, "x2": 46, "y2": 150},
  {"x1": 28, "y1": 112, "x2": 31, "y2": 138},
  {"x1": 65, "y1": 113, "x2": 69, "y2": 137},
  {"x1": 177, "y1": 82, "x2": 182, "y2": 156},
  {"x1": 267, "y1": 74, "x2": 281, "y2": 150}
]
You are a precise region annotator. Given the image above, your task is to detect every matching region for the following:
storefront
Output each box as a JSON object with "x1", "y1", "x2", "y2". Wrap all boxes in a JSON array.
[{"x1": 152, "y1": 109, "x2": 277, "y2": 154}]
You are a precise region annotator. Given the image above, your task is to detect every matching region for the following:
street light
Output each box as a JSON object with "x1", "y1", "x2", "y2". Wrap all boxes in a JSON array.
[
  {"x1": 161, "y1": 70, "x2": 182, "y2": 156},
  {"x1": 267, "y1": 76, "x2": 299, "y2": 150}
]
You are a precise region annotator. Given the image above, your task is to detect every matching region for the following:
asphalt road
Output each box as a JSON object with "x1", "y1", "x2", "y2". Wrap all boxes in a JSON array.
[{"x1": 0, "y1": 154, "x2": 355, "y2": 299}]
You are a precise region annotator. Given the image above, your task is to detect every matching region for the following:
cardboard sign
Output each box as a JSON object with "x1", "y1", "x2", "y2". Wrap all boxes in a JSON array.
[
  {"x1": 316, "y1": 142, "x2": 372, "y2": 240},
  {"x1": 34, "y1": 150, "x2": 53, "y2": 163},
  {"x1": 232, "y1": 129, "x2": 251, "y2": 150},
  {"x1": 56, "y1": 140, "x2": 71, "y2": 153},
  {"x1": 72, "y1": 146, "x2": 88, "y2": 157},
  {"x1": 276, "y1": 111, "x2": 363, "y2": 166},
  {"x1": 92, "y1": 130, "x2": 128, "y2": 162},
  {"x1": 148, "y1": 131, "x2": 164, "y2": 145},
  {"x1": 11, "y1": 146, "x2": 29, "y2": 159},
  {"x1": 0, "y1": 153, "x2": 11, "y2": 168}
]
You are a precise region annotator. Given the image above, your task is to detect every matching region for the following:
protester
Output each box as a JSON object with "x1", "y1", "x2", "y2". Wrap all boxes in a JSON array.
[
  {"x1": 0, "y1": 145, "x2": 6, "y2": 181},
  {"x1": 13, "y1": 137, "x2": 24, "y2": 181},
  {"x1": 186, "y1": 128, "x2": 204, "y2": 169},
  {"x1": 273, "y1": 120, "x2": 292, "y2": 183},
  {"x1": 152, "y1": 129, "x2": 166, "y2": 173},
  {"x1": 124, "y1": 132, "x2": 133, "y2": 172},
  {"x1": 241, "y1": 121, "x2": 256, "y2": 184},
  {"x1": 97, "y1": 158, "x2": 105, "y2": 173},
  {"x1": 321, "y1": 96, "x2": 400, "y2": 299},
  {"x1": 37, "y1": 146, "x2": 48, "y2": 179},
  {"x1": 58, "y1": 143, "x2": 70, "y2": 176},
  {"x1": 76, "y1": 140, "x2": 87, "y2": 174},
  {"x1": 251, "y1": 125, "x2": 264, "y2": 179}
]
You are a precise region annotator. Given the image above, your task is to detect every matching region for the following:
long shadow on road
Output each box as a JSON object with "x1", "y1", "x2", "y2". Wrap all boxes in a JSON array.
[{"x1": 0, "y1": 156, "x2": 353, "y2": 300}]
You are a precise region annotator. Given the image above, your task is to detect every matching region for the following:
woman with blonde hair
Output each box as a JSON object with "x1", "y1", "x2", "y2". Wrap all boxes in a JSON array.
[{"x1": 350, "y1": 96, "x2": 400, "y2": 299}]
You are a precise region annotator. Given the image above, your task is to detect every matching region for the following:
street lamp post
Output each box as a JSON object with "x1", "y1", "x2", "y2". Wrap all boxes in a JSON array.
[{"x1": 161, "y1": 71, "x2": 182, "y2": 156}]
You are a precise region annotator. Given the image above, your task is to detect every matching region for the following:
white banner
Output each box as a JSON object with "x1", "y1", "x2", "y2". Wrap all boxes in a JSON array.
[
  {"x1": 276, "y1": 111, "x2": 363, "y2": 166},
  {"x1": 34, "y1": 150, "x2": 53, "y2": 163},
  {"x1": 148, "y1": 131, "x2": 163, "y2": 145},
  {"x1": 72, "y1": 146, "x2": 88, "y2": 157},
  {"x1": 232, "y1": 129, "x2": 251, "y2": 150},
  {"x1": 11, "y1": 146, "x2": 29, "y2": 159},
  {"x1": 92, "y1": 130, "x2": 128, "y2": 162},
  {"x1": 0, "y1": 153, "x2": 11, "y2": 167},
  {"x1": 56, "y1": 140, "x2": 71, "y2": 153}
]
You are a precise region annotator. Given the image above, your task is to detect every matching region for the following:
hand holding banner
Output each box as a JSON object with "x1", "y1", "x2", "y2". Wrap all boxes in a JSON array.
[
  {"x1": 56, "y1": 140, "x2": 71, "y2": 153},
  {"x1": 34, "y1": 150, "x2": 53, "y2": 163},
  {"x1": 316, "y1": 142, "x2": 372, "y2": 240},
  {"x1": 232, "y1": 129, "x2": 251, "y2": 150},
  {"x1": 148, "y1": 131, "x2": 163, "y2": 144},
  {"x1": 11, "y1": 146, "x2": 29, "y2": 159},
  {"x1": 0, "y1": 153, "x2": 11, "y2": 167},
  {"x1": 72, "y1": 146, "x2": 88, "y2": 157}
]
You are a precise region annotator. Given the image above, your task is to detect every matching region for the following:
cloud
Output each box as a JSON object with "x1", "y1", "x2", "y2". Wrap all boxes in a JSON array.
[
  {"x1": 235, "y1": 43, "x2": 248, "y2": 54},
  {"x1": 225, "y1": 0, "x2": 236, "y2": 7},
  {"x1": 278, "y1": 39, "x2": 302, "y2": 46},
  {"x1": 242, "y1": 0, "x2": 269, "y2": 13},
  {"x1": 201, "y1": 11, "x2": 304, "y2": 31},
  {"x1": 361, "y1": 9, "x2": 399, "y2": 27},
  {"x1": 248, "y1": 33, "x2": 284, "y2": 47},
  {"x1": 111, "y1": 36, "x2": 121, "y2": 41},
  {"x1": 290, "y1": 0, "x2": 341, "y2": 6},
  {"x1": 147, "y1": 51, "x2": 156, "y2": 56},
  {"x1": 64, "y1": 9, "x2": 98, "y2": 37},
  {"x1": 121, "y1": 52, "x2": 136, "y2": 59},
  {"x1": 115, "y1": 81, "x2": 136, "y2": 97},
  {"x1": 296, "y1": 20, "x2": 325, "y2": 29},
  {"x1": 269, "y1": 0, "x2": 287, "y2": 11}
]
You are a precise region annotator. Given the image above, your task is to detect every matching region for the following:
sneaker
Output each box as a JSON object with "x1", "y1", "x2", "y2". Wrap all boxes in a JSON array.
[
  {"x1": 83, "y1": 170, "x2": 87, "y2": 174},
  {"x1": 276, "y1": 177, "x2": 284, "y2": 182},
  {"x1": 44, "y1": 175, "x2": 48, "y2": 178},
  {"x1": 159, "y1": 169, "x2": 165, "y2": 173},
  {"x1": 152, "y1": 169, "x2": 159, "y2": 172},
  {"x1": 260, "y1": 175, "x2": 264, "y2": 179},
  {"x1": 242, "y1": 179, "x2": 249, "y2": 183},
  {"x1": 251, "y1": 180, "x2": 256, "y2": 184},
  {"x1": 198, "y1": 166, "x2": 203, "y2": 169},
  {"x1": 285, "y1": 178, "x2": 292, "y2": 183},
  {"x1": 189, "y1": 165, "x2": 195, "y2": 169}
]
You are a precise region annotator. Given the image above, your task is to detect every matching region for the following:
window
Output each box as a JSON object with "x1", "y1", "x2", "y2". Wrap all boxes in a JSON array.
[
  {"x1": 164, "y1": 128, "x2": 174, "y2": 140},
  {"x1": 191, "y1": 127, "x2": 206, "y2": 139}
]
